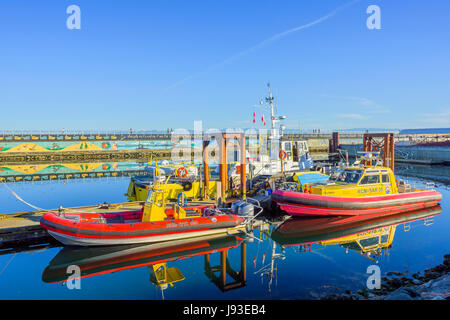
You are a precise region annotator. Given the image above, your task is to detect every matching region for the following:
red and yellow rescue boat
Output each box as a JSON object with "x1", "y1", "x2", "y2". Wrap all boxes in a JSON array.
[
  {"x1": 272, "y1": 165, "x2": 442, "y2": 217},
  {"x1": 41, "y1": 183, "x2": 244, "y2": 246}
]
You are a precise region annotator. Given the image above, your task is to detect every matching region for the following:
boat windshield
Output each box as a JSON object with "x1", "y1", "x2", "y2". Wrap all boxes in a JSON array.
[
  {"x1": 329, "y1": 169, "x2": 363, "y2": 184},
  {"x1": 146, "y1": 189, "x2": 154, "y2": 205}
]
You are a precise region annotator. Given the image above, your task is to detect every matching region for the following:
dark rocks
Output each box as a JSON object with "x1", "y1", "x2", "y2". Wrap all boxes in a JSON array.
[
  {"x1": 320, "y1": 254, "x2": 450, "y2": 300},
  {"x1": 320, "y1": 293, "x2": 360, "y2": 300},
  {"x1": 416, "y1": 274, "x2": 450, "y2": 300},
  {"x1": 384, "y1": 288, "x2": 416, "y2": 300},
  {"x1": 385, "y1": 277, "x2": 403, "y2": 290}
]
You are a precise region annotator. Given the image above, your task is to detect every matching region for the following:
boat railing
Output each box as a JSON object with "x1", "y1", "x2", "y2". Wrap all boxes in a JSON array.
[
  {"x1": 424, "y1": 217, "x2": 435, "y2": 226},
  {"x1": 425, "y1": 182, "x2": 435, "y2": 190},
  {"x1": 294, "y1": 243, "x2": 326, "y2": 253},
  {"x1": 398, "y1": 179, "x2": 412, "y2": 193},
  {"x1": 398, "y1": 178, "x2": 436, "y2": 192}
]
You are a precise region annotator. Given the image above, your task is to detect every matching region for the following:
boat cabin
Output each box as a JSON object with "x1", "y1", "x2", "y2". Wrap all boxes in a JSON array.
[
  {"x1": 304, "y1": 166, "x2": 399, "y2": 197},
  {"x1": 149, "y1": 263, "x2": 185, "y2": 290},
  {"x1": 280, "y1": 140, "x2": 310, "y2": 162},
  {"x1": 142, "y1": 183, "x2": 203, "y2": 222},
  {"x1": 325, "y1": 226, "x2": 395, "y2": 260}
]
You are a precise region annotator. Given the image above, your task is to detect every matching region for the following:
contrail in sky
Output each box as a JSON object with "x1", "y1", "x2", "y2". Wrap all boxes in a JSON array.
[{"x1": 165, "y1": 0, "x2": 361, "y2": 91}]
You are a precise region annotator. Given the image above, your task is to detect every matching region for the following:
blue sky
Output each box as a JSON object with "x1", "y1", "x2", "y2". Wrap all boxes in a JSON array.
[{"x1": 0, "y1": 0, "x2": 449, "y2": 132}]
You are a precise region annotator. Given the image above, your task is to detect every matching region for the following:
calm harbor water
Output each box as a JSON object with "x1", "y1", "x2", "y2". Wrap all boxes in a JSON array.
[{"x1": 0, "y1": 162, "x2": 448, "y2": 300}]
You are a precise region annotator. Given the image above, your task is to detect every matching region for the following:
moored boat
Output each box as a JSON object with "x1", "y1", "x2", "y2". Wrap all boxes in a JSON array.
[
  {"x1": 272, "y1": 157, "x2": 442, "y2": 216},
  {"x1": 40, "y1": 182, "x2": 247, "y2": 246}
]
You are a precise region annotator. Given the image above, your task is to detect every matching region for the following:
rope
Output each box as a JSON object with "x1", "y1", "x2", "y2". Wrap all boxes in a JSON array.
[
  {"x1": 2, "y1": 183, "x2": 45, "y2": 211},
  {"x1": 0, "y1": 252, "x2": 16, "y2": 277},
  {"x1": 2, "y1": 183, "x2": 131, "y2": 215}
]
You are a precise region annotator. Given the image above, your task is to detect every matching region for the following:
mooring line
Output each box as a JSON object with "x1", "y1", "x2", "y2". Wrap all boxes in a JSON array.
[
  {"x1": 2, "y1": 183, "x2": 45, "y2": 211},
  {"x1": 0, "y1": 252, "x2": 16, "y2": 277}
]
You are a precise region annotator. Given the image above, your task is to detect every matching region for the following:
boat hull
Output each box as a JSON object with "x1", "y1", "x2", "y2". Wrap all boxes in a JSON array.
[
  {"x1": 46, "y1": 228, "x2": 239, "y2": 246},
  {"x1": 272, "y1": 189, "x2": 442, "y2": 216},
  {"x1": 41, "y1": 212, "x2": 244, "y2": 246}
]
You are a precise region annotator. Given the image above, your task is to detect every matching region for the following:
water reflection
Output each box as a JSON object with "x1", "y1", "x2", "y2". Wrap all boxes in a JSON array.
[
  {"x1": 0, "y1": 161, "x2": 148, "y2": 183},
  {"x1": 42, "y1": 234, "x2": 247, "y2": 297},
  {"x1": 271, "y1": 206, "x2": 442, "y2": 263},
  {"x1": 395, "y1": 164, "x2": 450, "y2": 185},
  {"x1": 40, "y1": 206, "x2": 442, "y2": 297}
]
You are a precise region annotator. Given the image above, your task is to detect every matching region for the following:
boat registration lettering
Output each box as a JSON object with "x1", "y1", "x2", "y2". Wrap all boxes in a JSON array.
[
  {"x1": 167, "y1": 221, "x2": 201, "y2": 228},
  {"x1": 358, "y1": 187, "x2": 383, "y2": 194}
]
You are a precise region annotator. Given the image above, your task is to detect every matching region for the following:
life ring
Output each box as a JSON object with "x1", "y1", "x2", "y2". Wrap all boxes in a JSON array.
[
  {"x1": 182, "y1": 181, "x2": 192, "y2": 192},
  {"x1": 279, "y1": 150, "x2": 287, "y2": 160},
  {"x1": 176, "y1": 166, "x2": 188, "y2": 178}
]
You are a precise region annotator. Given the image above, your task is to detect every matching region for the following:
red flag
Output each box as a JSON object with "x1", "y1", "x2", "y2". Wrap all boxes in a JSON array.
[
  {"x1": 253, "y1": 112, "x2": 256, "y2": 123},
  {"x1": 262, "y1": 114, "x2": 266, "y2": 126}
]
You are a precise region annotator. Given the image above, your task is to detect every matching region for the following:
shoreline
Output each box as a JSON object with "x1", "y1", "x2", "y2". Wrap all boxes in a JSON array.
[{"x1": 321, "y1": 254, "x2": 449, "y2": 300}]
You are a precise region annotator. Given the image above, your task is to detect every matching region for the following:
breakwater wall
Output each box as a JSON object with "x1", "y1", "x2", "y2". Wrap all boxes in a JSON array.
[
  {"x1": 0, "y1": 132, "x2": 363, "y2": 155},
  {"x1": 340, "y1": 144, "x2": 450, "y2": 165},
  {"x1": 2, "y1": 132, "x2": 449, "y2": 164}
]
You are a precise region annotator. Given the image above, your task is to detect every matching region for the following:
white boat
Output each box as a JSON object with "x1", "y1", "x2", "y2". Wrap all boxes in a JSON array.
[{"x1": 229, "y1": 83, "x2": 314, "y2": 176}]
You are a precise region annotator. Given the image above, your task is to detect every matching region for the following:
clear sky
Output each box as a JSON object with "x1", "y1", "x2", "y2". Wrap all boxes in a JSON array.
[{"x1": 0, "y1": 0, "x2": 449, "y2": 132}]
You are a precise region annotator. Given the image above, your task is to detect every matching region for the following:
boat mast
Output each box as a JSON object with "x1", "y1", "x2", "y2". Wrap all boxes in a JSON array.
[{"x1": 265, "y1": 83, "x2": 278, "y2": 140}]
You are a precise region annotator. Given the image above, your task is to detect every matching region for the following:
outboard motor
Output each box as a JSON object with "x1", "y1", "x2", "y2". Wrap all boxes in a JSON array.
[
  {"x1": 232, "y1": 201, "x2": 255, "y2": 217},
  {"x1": 231, "y1": 200, "x2": 245, "y2": 213}
]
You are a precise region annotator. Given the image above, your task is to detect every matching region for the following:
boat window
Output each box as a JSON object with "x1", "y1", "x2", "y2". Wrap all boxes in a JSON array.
[
  {"x1": 341, "y1": 242, "x2": 361, "y2": 251},
  {"x1": 359, "y1": 175, "x2": 380, "y2": 185},
  {"x1": 145, "y1": 190, "x2": 154, "y2": 205},
  {"x1": 127, "y1": 183, "x2": 135, "y2": 197},
  {"x1": 154, "y1": 265, "x2": 166, "y2": 284},
  {"x1": 155, "y1": 191, "x2": 164, "y2": 207},
  {"x1": 329, "y1": 169, "x2": 363, "y2": 183},
  {"x1": 382, "y1": 174, "x2": 390, "y2": 183},
  {"x1": 328, "y1": 170, "x2": 342, "y2": 181},
  {"x1": 380, "y1": 234, "x2": 389, "y2": 244},
  {"x1": 284, "y1": 142, "x2": 291, "y2": 152},
  {"x1": 359, "y1": 236, "x2": 379, "y2": 248}
]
